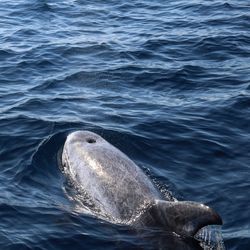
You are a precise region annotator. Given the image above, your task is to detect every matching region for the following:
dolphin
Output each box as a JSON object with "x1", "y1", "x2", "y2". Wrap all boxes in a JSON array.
[{"x1": 61, "y1": 130, "x2": 222, "y2": 238}]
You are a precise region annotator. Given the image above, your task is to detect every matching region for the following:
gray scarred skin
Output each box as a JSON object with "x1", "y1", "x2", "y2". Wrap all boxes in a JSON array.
[
  {"x1": 62, "y1": 131, "x2": 161, "y2": 222},
  {"x1": 62, "y1": 131, "x2": 222, "y2": 237}
]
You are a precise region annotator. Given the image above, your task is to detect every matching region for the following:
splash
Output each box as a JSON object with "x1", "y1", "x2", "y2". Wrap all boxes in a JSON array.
[{"x1": 195, "y1": 225, "x2": 225, "y2": 250}]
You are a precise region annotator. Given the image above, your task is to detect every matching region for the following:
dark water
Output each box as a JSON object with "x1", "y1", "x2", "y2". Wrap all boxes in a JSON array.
[{"x1": 0, "y1": 0, "x2": 249, "y2": 249}]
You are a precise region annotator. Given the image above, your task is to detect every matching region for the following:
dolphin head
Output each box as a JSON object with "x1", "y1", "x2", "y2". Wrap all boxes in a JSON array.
[
  {"x1": 65, "y1": 130, "x2": 103, "y2": 145},
  {"x1": 138, "y1": 200, "x2": 222, "y2": 238}
]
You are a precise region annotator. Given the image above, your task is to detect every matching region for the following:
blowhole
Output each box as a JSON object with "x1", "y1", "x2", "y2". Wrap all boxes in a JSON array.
[{"x1": 86, "y1": 138, "x2": 96, "y2": 144}]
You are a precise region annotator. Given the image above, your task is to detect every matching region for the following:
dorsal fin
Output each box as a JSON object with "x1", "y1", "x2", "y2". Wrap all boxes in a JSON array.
[{"x1": 139, "y1": 200, "x2": 222, "y2": 237}]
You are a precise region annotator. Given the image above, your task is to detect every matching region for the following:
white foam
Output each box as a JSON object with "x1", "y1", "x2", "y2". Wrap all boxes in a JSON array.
[{"x1": 195, "y1": 225, "x2": 225, "y2": 250}]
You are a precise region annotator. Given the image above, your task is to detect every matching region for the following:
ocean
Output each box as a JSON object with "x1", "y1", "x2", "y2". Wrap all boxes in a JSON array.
[{"x1": 0, "y1": 0, "x2": 249, "y2": 249}]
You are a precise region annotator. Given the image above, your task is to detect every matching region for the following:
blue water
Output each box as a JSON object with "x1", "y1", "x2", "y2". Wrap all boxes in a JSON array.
[{"x1": 0, "y1": 0, "x2": 249, "y2": 249}]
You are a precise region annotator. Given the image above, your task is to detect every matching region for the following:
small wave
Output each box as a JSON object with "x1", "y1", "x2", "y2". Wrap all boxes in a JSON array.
[{"x1": 194, "y1": 35, "x2": 250, "y2": 57}]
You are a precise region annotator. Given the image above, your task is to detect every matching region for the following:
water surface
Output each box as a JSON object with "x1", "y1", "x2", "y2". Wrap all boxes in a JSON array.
[{"x1": 0, "y1": 0, "x2": 250, "y2": 249}]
